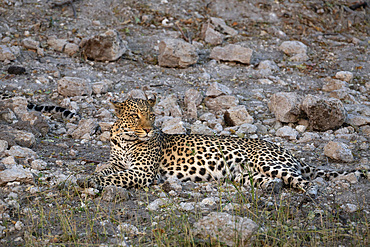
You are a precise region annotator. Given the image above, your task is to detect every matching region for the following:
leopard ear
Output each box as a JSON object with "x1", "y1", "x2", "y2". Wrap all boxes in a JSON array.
[
  {"x1": 147, "y1": 94, "x2": 156, "y2": 107},
  {"x1": 110, "y1": 100, "x2": 125, "y2": 112}
]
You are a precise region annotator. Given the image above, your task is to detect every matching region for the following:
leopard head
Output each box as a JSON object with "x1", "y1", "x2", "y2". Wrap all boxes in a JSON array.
[{"x1": 110, "y1": 97, "x2": 156, "y2": 141}]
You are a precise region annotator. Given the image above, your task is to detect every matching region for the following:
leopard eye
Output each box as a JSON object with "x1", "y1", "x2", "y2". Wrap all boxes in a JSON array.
[{"x1": 130, "y1": 113, "x2": 140, "y2": 119}]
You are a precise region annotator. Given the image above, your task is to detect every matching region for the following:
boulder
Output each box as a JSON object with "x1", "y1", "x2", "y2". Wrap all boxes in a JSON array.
[
  {"x1": 57, "y1": 76, "x2": 92, "y2": 97},
  {"x1": 210, "y1": 44, "x2": 253, "y2": 64},
  {"x1": 268, "y1": 92, "x2": 302, "y2": 123},
  {"x1": 158, "y1": 39, "x2": 198, "y2": 68}
]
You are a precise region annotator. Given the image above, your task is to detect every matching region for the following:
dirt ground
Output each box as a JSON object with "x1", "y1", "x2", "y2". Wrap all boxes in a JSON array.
[{"x1": 0, "y1": 0, "x2": 369, "y2": 246}]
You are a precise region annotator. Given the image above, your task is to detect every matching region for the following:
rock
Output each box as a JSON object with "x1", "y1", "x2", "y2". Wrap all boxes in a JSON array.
[
  {"x1": 236, "y1": 123, "x2": 258, "y2": 134},
  {"x1": 47, "y1": 36, "x2": 67, "y2": 52},
  {"x1": 258, "y1": 78, "x2": 274, "y2": 84},
  {"x1": 276, "y1": 126, "x2": 299, "y2": 140},
  {"x1": 200, "y1": 22, "x2": 224, "y2": 45},
  {"x1": 179, "y1": 202, "x2": 195, "y2": 211},
  {"x1": 322, "y1": 77, "x2": 347, "y2": 92},
  {"x1": 206, "y1": 82, "x2": 232, "y2": 97},
  {"x1": 31, "y1": 159, "x2": 47, "y2": 170},
  {"x1": 209, "y1": 17, "x2": 238, "y2": 36},
  {"x1": 289, "y1": 53, "x2": 309, "y2": 62},
  {"x1": 346, "y1": 114, "x2": 370, "y2": 126},
  {"x1": 71, "y1": 119, "x2": 99, "y2": 139},
  {"x1": 335, "y1": 71, "x2": 353, "y2": 82},
  {"x1": 193, "y1": 212, "x2": 258, "y2": 246},
  {"x1": 268, "y1": 92, "x2": 302, "y2": 123},
  {"x1": 0, "y1": 165, "x2": 35, "y2": 186},
  {"x1": 210, "y1": 44, "x2": 253, "y2": 64},
  {"x1": 224, "y1": 105, "x2": 254, "y2": 126},
  {"x1": 21, "y1": 38, "x2": 40, "y2": 50},
  {"x1": 200, "y1": 17, "x2": 237, "y2": 45},
  {"x1": 340, "y1": 203, "x2": 358, "y2": 213},
  {"x1": 158, "y1": 38, "x2": 198, "y2": 68},
  {"x1": 5, "y1": 146, "x2": 37, "y2": 159},
  {"x1": 0, "y1": 140, "x2": 8, "y2": 153},
  {"x1": 7, "y1": 66, "x2": 26, "y2": 75},
  {"x1": 155, "y1": 94, "x2": 182, "y2": 118},
  {"x1": 162, "y1": 117, "x2": 186, "y2": 134},
  {"x1": 101, "y1": 185, "x2": 131, "y2": 201},
  {"x1": 57, "y1": 76, "x2": 92, "y2": 97},
  {"x1": 64, "y1": 43, "x2": 79, "y2": 56},
  {"x1": 147, "y1": 198, "x2": 171, "y2": 211},
  {"x1": 301, "y1": 95, "x2": 346, "y2": 131},
  {"x1": 361, "y1": 125, "x2": 370, "y2": 136},
  {"x1": 81, "y1": 29, "x2": 127, "y2": 61},
  {"x1": 92, "y1": 81, "x2": 110, "y2": 95},
  {"x1": 257, "y1": 60, "x2": 279, "y2": 73},
  {"x1": 191, "y1": 121, "x2": 215, "y2": 135},
  {"x1": 205, "y1": 95, "x2": 239, "y2": 112},
  {"x1": 184, "y1": 89, "x2": 202, "y2": 120},
  {"x1": 279, "y1": 40, "x2": 307, "y2": 55},
  {"x1": 118, "y1": 223, "x2": 140, "y2": 236},
  {"x1": 323, "y1": 141, "x2": 354, "y2": 162},
  {"x1": 0, "y1": 45, "x2": 20, "y2": 61},
  {"x1": 0, "y1": 126, "x2": 35, "y2": 148}
]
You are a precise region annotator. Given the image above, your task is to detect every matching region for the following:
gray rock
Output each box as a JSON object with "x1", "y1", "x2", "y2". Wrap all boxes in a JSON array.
[
  {"x1": 31, "y1": 159, "x2": 47, "y2": 170},
  {"x1": 71, "y1": 119, "x2": 99, "y2": 139},
  {"x1": 224, "y1": 105, "x2": 254, "y2": 126},
  {"x1": 346, "y1": 114, "x2": 370, "y2": 126},
  {"x1": 268, "y1": 92, "x2": 302, "y2": 123},
  {"x1": 210, "y1": 17, "x2": 238, "y2": 36},
  {"x1": 205, "y1": 95, "x2": 239, "y2": 112},
  {"x1": 237, "y1": 123, "x2": 258, "y2": 134},
  {"x1": 301, "y1": 95, "x2": 346, "y2": 131},
  {"x1": 298, "y1": 132, "x2": 320, "y2": 143},
  {"x1": 64, "y1": 43, "x2": 79, "y2": 56},
  {"x1": 191, "y1": 121, "x2": 215, "y2": 135},
  {"x1": 257, "y1": 60, "x2": 279, "y2": 72},
  {"x1": 57, "y1": 76, "x2": 92, "y2": 97},
  {"x1": 0, "y1": 140, "x2": 8, "y2": 153},
  {"x1": 276, "y1": 126, "x2": 299, "y2": 140},
  {"x1": 0, "y1": 45, "x2": 19, "y2": 61},
  {"x1": 279, "y1": 41, "x2": 307, "y2": 55},
  {"x1": 193, "y1": 212, "x2": 258, "y2": 246},
  {"x1": 162, "y1": 117, "x2": 186, "y2": 134},
  {"x1": 289, "y1": 53, "x2": 309, "y2": 62},
  {"x1": 158, "y1": 38, "x2": 198, "y2": 68},
  {"x1": 340, "y1": 203, "x2": 358, "y2": 213},
  {"x1": 5, "y1": 146, "x2": 37, "y2": 159},
  {"x1": 323, "y1": 141, "x2": 354, "y2": 162},
  {"x1": 147, "y1": 198, "x2": 171, "y2": 211},
  {"x1": 155, "y1": 94, "x2": 182, "y2": 118},
  {"x1": 101, "y1": 185, "x2": 131, "y2": 202},
  {"x1": 81, "y1": 29, "x2": 128, "y2": 61},
  {"x1": 0, "y1": 165, "x2": 35, "y2": 186},
  {"x1": 335, "y1": 71, "x2": 353, "y2": 82},
  {"x1": 200, "y1": 22, "x2": 224, "y2": 45},
  {"x1": 206, "y1": 82, "x2": 232, "y2": 97},
  {"x1": 322, "y1": 77, "x2": 347, "y2": 92},
  {"x1": 47, "y1": 36, "x2": 67, "y2": 52},
  {"x1": 184, "y1": 88, "x2": 202, "y2": 120},
  {"x1": 21, "y1": 38, "x2": 40, "y2": 50},
  {"x1": 92, "y1": 80, "x2": 110, "y2": 95},
  {"x1": 210, "y1": 44, "x2": 253, "y2": 64}
]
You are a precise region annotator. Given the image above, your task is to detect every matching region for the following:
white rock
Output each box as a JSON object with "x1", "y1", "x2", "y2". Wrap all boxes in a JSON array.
[
  {"x1": 147, "y1": 198, "x2": 171, "y2": 211},
  {"x1": 323, "y1": 141, "x2": 354, "y2": 162},
  {"x1": 31, "y1": 159, "x2": 47, "y2": 170},
  {"x1": 14, "y1": 221, "x2": 24, "y2": 231},
  {"x1": 295, "y1": 125, "x2": 307, "y2": 133},
  {"x1": 335, "y1": 71, "x2": 353, "y2": 82},
  {"x1": 118, "y1": 223, "x2": 140, "y2": 235},
  {"x1": 155, "y1": 94, "x2": 182, "y2": 118},
  {"x1": 268, "y1": 92, "x2": 302, "y2": 123},
  {"x1": 158, "y1": 38, "x2": 198, "y2": 68},
  {"x1": 5, "y1": 146, "x2": 37, "y2": 159},
  {"x1": 191, "y1": 122, "x2": 215, "y2": 135},
  {"x1": 206, "y1": 82, "x2": 232, "y2": 97},
  {"x1": 346, "y1": 114, "x2": 370, "y2": 126},
  {"x1": 210, "y1": 44, "x2": 253, "y2": 64},
  {"x1": 71, "y1": 118, "x2": 99, "y2": 139},
  {"x1": 0, "y1": 45, "x2": 19, "y2": 61},
  {"x1": 279, "y1": 41, "x2": 307, "y2": 55},
  {"x1": 340, "y1": 203, "x2": 358, "y2": 213},
  {"x1": 0, "y1": 140, "x2": 8, "y2": 153},
  {"x1": 162, "y1": 117, "x2": 186, "y2": 134},
  {"x1": 237, "y1": 123, "x2": 258, "y2": 134},
  {"x1": 193, "y1": 212, "x2": 258, "y2": 246},
  {"x1": 0, "y1": 165, "x2": 34, "y2": 186},
  {"x1": 179, "y1": 202, "x2": 195, "y2": 211},
  {"x1": 224, "y1": 105, "x2": 253, "y2": 126},
  {"x1": 276, "y1": 126, "x2": 299, "y2": 140},
  {"x1": 57, "y1": 76, "x2": 92, "y2": 97}
]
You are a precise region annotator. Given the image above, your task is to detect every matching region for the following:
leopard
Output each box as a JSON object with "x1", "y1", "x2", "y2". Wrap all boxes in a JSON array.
[{"x1": 77, "y1": 97, "x2": 368, "y2": 196}]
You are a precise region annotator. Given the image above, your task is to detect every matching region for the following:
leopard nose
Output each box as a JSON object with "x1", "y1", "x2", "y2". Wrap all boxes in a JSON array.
[{"x1": 143, "y1": 128, "x2": 151, "y2": 134}]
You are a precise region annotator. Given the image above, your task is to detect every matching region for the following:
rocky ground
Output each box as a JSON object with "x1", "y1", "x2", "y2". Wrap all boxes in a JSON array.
[{"x1": 0, "y1": 0, "x2": 369, "y2": 246}]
